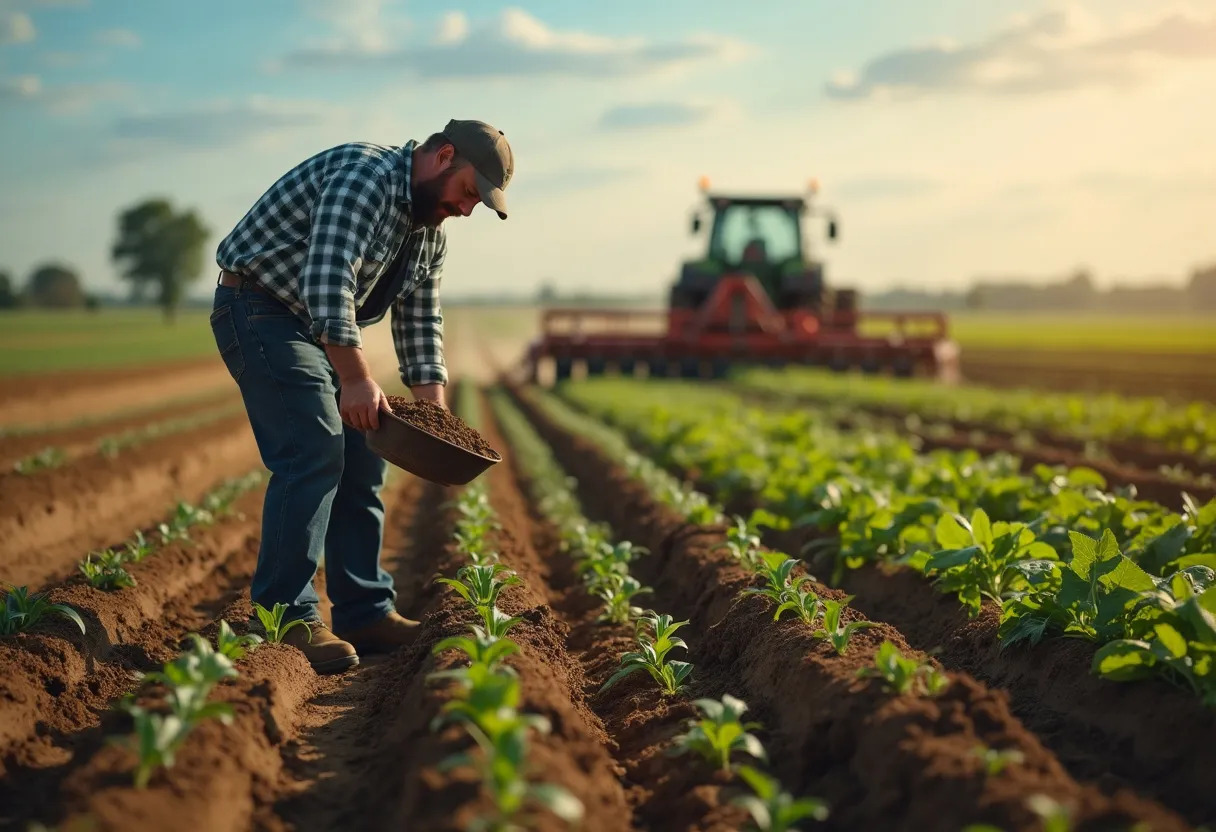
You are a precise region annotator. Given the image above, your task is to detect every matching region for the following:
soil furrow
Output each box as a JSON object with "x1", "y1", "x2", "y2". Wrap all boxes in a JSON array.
[
  {"x1": 828, "y1": 558, "x2": 1216, "y2": 827},
  {"x1": 509, "y1": 383, "x2": 1190, "y2": 832},
  {"x1": 0, "y1": 389, "x2": 239, "y2": 471},
  {"x1": 481, "y1": 389, "x2": 755, "y2": 831},
  {"x1": 0, "y1": 413, "x2": 260, "y2": 590}
]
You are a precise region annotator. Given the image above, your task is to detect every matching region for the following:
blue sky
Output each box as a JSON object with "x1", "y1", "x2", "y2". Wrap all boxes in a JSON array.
[{"x1": 2, "y1": 0, "x2": 1214, "y2": 301}]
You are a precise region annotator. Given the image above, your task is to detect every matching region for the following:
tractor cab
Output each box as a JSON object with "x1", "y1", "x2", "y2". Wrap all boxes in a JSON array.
[{"x1": 673, "y1": 187, "x2": 837, "y2": 313}]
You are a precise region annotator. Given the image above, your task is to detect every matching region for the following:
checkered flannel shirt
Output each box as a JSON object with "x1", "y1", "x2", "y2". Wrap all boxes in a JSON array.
[{"x1": 215, "y1": 139, "x2": 448, "y2": 387}]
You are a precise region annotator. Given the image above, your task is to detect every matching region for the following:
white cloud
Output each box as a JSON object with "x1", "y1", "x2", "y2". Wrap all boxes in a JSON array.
[
  {"x1": 598, "y1": 101, "x2": 715, "y2": 130},
  {"x1": 0, "y1": 73, "x2": 39, "y2": 98},
  {"x1": 298, "y1": 0, "x2": 404, "y2": 55},
  {"x1": 435, "y1": 11, "x2": 468, "y2": 46},
  {"x1": 94, "y1": 27, "x2": 140, "y2": 48},
  {"x1": 827, "y1": 4, "x2": 1216, "y2": 100},
  {"x1": 0, "y1": 11, "x2": 34, "y2": 44},
  {"x1": 113, "y1": 97, "x2": 332, "y2": 148},
  {"x1": 276, "y1": 7, "x2": 751, "y2": 81}
]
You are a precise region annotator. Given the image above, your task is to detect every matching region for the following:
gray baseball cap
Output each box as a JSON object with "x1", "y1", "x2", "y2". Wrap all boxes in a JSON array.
[{"x1": 442, "y1": 118, "x2": 514, "y2": 220}]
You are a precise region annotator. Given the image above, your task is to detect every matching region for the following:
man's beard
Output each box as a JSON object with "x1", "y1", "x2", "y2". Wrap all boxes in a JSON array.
[{"x1": 411, "y1": 167, "x2": 459, "y2": 228}]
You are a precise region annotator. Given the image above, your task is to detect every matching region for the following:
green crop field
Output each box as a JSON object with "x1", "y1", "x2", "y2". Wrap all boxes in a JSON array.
[{"x1": 944, "y1": 312, "x2": 1216, "y2": 353}]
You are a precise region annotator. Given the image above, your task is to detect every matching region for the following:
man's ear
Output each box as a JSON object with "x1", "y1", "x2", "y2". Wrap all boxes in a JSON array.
[{"x1": 435, "y1": 142, "x2": 456, "y2": 170}]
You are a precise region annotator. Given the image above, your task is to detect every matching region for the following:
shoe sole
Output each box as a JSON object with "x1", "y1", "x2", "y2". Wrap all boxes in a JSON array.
[{"x1": 311, "y1": 654, "x2": 360, "y2": 674}]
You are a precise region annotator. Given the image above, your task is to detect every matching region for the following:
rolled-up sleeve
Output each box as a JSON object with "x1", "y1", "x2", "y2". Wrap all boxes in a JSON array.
[
  {"x1": 299, "y1": 162, "x2": 389, "y2": 349},
  {"x1": 391, "y1": 232, "x2": 448, "y2": 387}
]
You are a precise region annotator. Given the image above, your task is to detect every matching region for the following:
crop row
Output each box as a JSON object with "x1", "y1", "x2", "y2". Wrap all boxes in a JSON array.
[
  {"x1": 489, "y1": 387, "x2": 830, "y2": 830},
  {"x1": 733, "y1": 366, "x2": 1216, "y2": 461},
  {"x1": 556, "y1": 379, "x2": 1216, "y2": 708},
  {"x1": 509, "y1": 381, "x2": 1189, "y2": 830}
]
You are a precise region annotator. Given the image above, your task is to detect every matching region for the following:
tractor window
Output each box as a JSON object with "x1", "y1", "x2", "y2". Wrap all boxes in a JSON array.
[{"x1": 708, "y1": 203, "x2": 801, "y2": 266}]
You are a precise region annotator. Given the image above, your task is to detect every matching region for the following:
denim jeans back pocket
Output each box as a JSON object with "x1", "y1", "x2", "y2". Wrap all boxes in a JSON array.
[{"x1": 209, "y1": 305, "x2": 245, "y2": 381}]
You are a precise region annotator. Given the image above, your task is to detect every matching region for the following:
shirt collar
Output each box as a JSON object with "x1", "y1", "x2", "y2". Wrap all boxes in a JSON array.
[{"x1": 398, "y1": 140, "x2": 417, "y2": 209}]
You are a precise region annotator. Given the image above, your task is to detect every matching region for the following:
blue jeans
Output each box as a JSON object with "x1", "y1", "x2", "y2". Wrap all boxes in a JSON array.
[{"x1": 209, "y1": 283, "x2": 395, "y2": 632}]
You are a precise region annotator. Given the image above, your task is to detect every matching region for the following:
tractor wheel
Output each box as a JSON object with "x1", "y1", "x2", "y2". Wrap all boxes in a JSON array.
[
  {"x1": 893, "y1": 356, "x2": 915, "y2": 378},
  {"x1": 711, "y1": 358, "x2": 731, "y2": 379},
  {"x1": 586, "y1": 356, "x2": 607, "y2": 377},
  {"x1": 554, "y1": 356, "x2": 573, "y2": 382},
  {"x1": 678, "y1": 357, "x2": 701, "y2": 379},
  {"x1": 618, "y1": 357, "x2": 637, "y2": 377},
  {"x1": 829, "y1": 354, "x2": 849, "y2": 373},
  {"x1": 861, "y1": 355, "x2": 881, "y2": 375},
  {"x1": 648, "y1": 358, "x2": 669, "y2": 378}
]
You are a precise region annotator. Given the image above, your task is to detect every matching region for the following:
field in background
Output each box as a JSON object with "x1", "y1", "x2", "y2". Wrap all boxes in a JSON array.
[{"x1": 1, "y1": 306, "x2": 1212, "y2": 401}]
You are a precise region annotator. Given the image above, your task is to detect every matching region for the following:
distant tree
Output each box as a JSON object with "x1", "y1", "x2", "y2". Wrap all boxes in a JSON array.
[
  {"x1": 25, "y1": 263, "x2": 86, "y2": 308},
  {"x1": 0, "y1": 270, "x2": 17, "y2": 309},
  {"x1": 1188, "y1": 263, "x2": 1216, "y2": 308},
  {"x1": 111, "y1": 198, "x2": 210, "y2": 322}
]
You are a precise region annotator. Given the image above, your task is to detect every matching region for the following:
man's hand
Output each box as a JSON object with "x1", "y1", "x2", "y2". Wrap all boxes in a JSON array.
[
  {"x1": 411, "y1": 383, "x2": 446, "y2": 409},
  {"x1": 340, "y1": 377, "x2": 389, "y2": 431},
  {"x1": 324, "y1": 343, "x2": 389, "y2": 431}
]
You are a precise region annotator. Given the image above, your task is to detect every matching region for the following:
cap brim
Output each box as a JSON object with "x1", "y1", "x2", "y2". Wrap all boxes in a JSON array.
[{"x1": 475, "y1": 169, "x2": 508, "y2": 220}]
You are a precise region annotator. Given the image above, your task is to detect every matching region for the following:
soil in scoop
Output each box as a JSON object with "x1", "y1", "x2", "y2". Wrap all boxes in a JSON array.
[{"x1": 385, "y1": 396, "x2": 500, "y2": 458}]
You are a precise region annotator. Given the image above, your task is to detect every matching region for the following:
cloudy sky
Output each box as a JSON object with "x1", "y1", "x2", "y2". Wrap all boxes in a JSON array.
[{"x1": 1, "y1": 0, "x2": 1214, "y2": 301}]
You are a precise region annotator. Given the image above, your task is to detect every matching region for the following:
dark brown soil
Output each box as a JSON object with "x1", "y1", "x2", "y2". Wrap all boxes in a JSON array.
[
  {"x1": 385, "y1": 395, "x2": 501, "y2": 459},
  {"x1": 829, "y1": 558, "x2": 1216, "y2": 827},
  {"x1": 508, "y1": 382, "x2": 1191, "y2": 832},
  {"x1": 481, "y1": 392, "x2": 755, "y2": 831},
  {"x1": 0, "y1": 413, "x2": 260, "y2": 590}
]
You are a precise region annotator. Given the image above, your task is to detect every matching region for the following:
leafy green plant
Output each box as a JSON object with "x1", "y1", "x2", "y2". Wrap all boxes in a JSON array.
[
  {"x1": 972, "y1": 744, "x2": 1026, "y2": 776},
  {"x1": 731, "y1": 765, "x2": 829, "y2": 831},
  {"x1": 79, "y1": 549, "x2": 137, "y2": 590},
  {"x1": 601, "y1": 611, "x2": 693, "y2": 696},
  {"x1": 252, "y1": 601, "x2": 311, "y2": 644},
  {"x1": 437, "y1": 563, "x2": 522, "y2": 610},
  {"x1": 433, "y1": 624, "x2": 520, "y2": 673},
  {"x1": 115, "y1": 706, "x2": 194, "y2": 789},
  {"x1": 670, "y1": 694, "x2": 767, "y2": 772},
  {"x1": 212, "y1": 620, "x2": 263, "y2": 661},
  {"x1": 773, "y1": 585, "x2": 823, "y2": 626},
  {"x1": 922, "y1": 509, "x2": 1058, "y2": 618},
  {"x1": 0, "y1": 584, "x2": 86, "y2": 636},
  {"x1": 593, "y1": 574, "x2": 651, "y2": 624},
  {"x1": 743, "y1": 551, "x2": 804, "y2": 606},
  {"x1": 13, "y1": 446, "x2": 66, "y2": 474},
  {"x1": 811, "y1": 597, "x2": 875, "y2": 656},
  {"x1": 857, "y1": 640, "x2": 949, "y2": 697}
]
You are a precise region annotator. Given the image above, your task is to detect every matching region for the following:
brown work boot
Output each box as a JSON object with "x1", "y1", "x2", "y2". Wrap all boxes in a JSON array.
[
  {"x1": 336, "y1": 610, "x2": 421, "y2": 655},
  {"x1": 279, "y1": 619, "x2": 359, "y2": 674}
]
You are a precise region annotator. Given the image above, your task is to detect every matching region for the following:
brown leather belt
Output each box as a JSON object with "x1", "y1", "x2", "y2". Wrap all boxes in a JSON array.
[{"x1": 218, "y1": 269, "x2": 274, "y2": 297}]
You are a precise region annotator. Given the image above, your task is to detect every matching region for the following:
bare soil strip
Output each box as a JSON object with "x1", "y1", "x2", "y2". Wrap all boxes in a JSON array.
[
  {"x1": 479, "y1": 391, "x2": 756, "y2": 830},
  {"x1": 509, "y1": 383, "x2": 1190, "y2": 832},
  {"x1": 0, "y1": 414, "x2": 260, "y2": 590},
  {"x1": 0, "y1": 487, "x2": 266, "y2": 830},
  {"x1": 0, "y1": 389, "x2": 239, "y2": 470},
  {"x1": 0, "y1": 358, "x2": 232, "y2": 429}
]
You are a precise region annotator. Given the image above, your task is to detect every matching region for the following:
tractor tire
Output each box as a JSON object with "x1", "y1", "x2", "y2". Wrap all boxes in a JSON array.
[
  {"x1": 554, "y1": 356, "x2": 573, "y2": 382},
  {"x1": 829, "y1": 354, "x2": 849, "y2": 373},
  {"x1": 861, "y1": 355, "x2": 881, "y2": 375},
  {"x1": 648, "y1": 358, "x2": 670, "y2": 378},
  {"x1": 893, "y1": 356, "x2": 915, "y2": 378},
  {"x1": 618, "y1": 357, "x2": 637, "y2": 377},
  {"x1": 586, "y1": 356, "x2": 607, "y2": 377},
  {"x1": 678, "y1": 357, "x2": 701, "y2": 379},
  {"x1": 711, "y1": 358, "x2": 731, "y2": 379}
]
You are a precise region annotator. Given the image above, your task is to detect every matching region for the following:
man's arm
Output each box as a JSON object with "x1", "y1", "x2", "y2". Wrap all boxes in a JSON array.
[
  {"x1": 390, "y1": 231, "x2": 448, "y2": 407},
  {"x1": 297, "y1": 162, "x2": 392, "y2": 431}
]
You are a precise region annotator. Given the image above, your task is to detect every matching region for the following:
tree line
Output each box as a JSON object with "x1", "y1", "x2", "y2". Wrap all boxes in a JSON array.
[{"x1": 0, "y1": 197, "x2": 209, "y2": 321}]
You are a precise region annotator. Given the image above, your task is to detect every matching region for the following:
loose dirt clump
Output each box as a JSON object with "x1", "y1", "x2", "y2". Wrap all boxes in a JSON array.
[{"x1": 384, "y1": 396, "x2": 500, "y2": 459}]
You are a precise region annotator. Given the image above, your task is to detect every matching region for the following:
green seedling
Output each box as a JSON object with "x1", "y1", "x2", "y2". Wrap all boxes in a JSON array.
[
  {"x1": 857, "y1": 640, "x2": 949, "y2": 697},
  {"x1": 433, "y1": 625, "x2": 520, "y2": 673},
  {"x1": 13, "y1": 446, "x2": 66, "y2": 474},
  {"x1": 773, "y1": 585, "x2": 822, "y2": 626},
  {"x1": 436, "y1": 563, "x2": 522, "y2": 610},
  {"x1": 743, "y1": 551, "x2": 804, "y2": 606},
  {"x1": 972, "y1": 744, "x2": 1026, "y2": 776},
  {"x1": 115, "y1": 706, "x2": 195, "y2": 789},
  {"x1": 593, "y1": 574, "x2": 651, "y2": 625},
  {"x1": 252, "y1": 601, "x2": 311, "y2": 644},
  {"x1": 123, "y1": 530, "x2": 155, "y2": 563},
  {"x1": 731, "y1": 765, "x2": 829, "y2": 831},
  {"x1": 479, "y1": 604, "x2": 524, "y2": 640},
  {"x1": 811, "y1": 597, "x2": 875, "y2": 656},
  {"x1": 0, "y1": 584, "x2": 86, "y2": 636},
  {"x1": 670, "y1": 694, "x2": 767, "y2": 772},
  {"x1": 212, "y1": 620, "x2": 263, "y2": 661},
  {"x1": 79, "y1": 549, "x2": 137, "y2": 590},
  {"x1": 601, "y1": 611, "x2": 693, "y2": 696},
  {"x1": 716, "y1": 515, "x2": 765, "y2": 571}
]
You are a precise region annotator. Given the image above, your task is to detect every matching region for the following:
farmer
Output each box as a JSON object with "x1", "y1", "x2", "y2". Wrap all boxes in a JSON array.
[{"x1": 209, "y1": 119, "x2": 514, "y2": 673}]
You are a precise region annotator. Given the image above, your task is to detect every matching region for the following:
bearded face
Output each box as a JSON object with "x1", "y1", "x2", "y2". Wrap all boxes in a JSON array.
[{"x1": 411, "y1": 165, "x2": 473, "y2": 227}]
